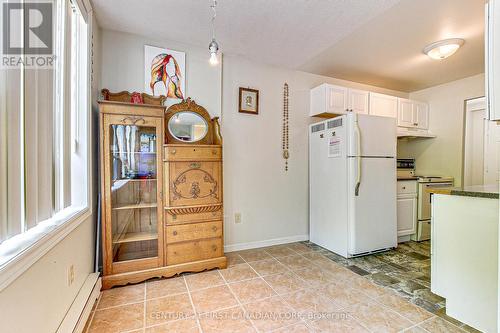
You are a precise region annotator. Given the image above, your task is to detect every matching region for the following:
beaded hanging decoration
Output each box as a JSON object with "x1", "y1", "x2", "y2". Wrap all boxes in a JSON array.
[{"x1": 282, "y1": 83, "x2": 290, "y2": 171}]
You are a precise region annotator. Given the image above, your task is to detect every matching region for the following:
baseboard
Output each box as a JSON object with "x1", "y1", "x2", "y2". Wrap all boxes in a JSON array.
[
  {"x1": 57, "y1": 273, "x2": 101, "y2": 333},
  {"x1": 224, "y1": 234, "x2": 309, "y2": 252}
]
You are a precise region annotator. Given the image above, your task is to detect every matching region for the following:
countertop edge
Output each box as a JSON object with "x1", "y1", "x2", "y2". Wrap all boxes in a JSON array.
[{"x1": 427, "y1": 187, "x2": 499, "y2": 199}]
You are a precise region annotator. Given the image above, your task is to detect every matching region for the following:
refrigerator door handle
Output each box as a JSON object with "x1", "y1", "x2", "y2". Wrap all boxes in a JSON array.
[{"x1": 354, "y1": 114, "x2": 362, "y2": 196}]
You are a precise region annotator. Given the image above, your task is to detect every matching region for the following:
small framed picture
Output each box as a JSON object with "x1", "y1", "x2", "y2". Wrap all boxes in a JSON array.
[{"x1": 239, "y1": 87, "x2": 259, "y2": 115}]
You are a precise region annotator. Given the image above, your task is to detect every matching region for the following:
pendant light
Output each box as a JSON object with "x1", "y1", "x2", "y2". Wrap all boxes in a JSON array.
[
  {"x1": 208, "y1": 0, "x2": 219, "y2": 66},
  {"x1": 423, "y1": 38, "x2": 465, "y2": 60}
]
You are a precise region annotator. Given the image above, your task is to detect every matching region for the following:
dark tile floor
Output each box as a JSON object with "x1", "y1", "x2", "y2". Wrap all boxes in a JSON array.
[{"x1": 302, "y1": 240, "x2": 482, "y2": 333}]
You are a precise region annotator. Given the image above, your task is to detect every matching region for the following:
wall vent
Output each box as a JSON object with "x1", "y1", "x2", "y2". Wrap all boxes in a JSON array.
[
  {"x1": 327, "y1": 118, "x2": 343, "y2": 129},
  {"x1": 311, "y1": 123, "x2": 325, "y2": 133}
]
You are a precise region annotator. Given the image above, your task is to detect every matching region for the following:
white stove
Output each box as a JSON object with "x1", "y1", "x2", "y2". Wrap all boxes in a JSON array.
[{"x1": 397, "y1": 159, "x2": 454, "y2": 241}]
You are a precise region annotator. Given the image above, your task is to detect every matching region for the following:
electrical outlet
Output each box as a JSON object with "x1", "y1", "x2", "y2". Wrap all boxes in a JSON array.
[
  {"x1": 68, "y1": 265, "x2": 75, "y2": 286},
  {"x1": 235, "y1": 213, "x2": 242, "y2": 224}
]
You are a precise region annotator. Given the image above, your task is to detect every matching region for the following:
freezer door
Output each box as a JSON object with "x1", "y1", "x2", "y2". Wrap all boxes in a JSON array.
[
  {"x1": 347, "y1": 113, "x2": 396, "y2": 157},
  {"x1": 309, "y1": 118, "x2": 349, "y2": 257},
  {"x1": 348, "y1": 157, "x2": 397, "y2": 256}
]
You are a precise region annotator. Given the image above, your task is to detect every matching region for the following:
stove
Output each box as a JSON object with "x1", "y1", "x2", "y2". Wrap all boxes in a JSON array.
[{"x1": 396, "y1": 159, "x2": 454, "y2": 241}]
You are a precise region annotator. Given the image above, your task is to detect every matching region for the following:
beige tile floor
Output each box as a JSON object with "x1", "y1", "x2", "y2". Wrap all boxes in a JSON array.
[{"x1": 85, "y1": 243, "x2": 469, "y2": 333}]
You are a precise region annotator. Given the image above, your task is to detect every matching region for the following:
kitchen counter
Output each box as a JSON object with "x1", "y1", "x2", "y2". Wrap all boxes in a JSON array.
[
  {"x1": 430, "y1": 186, "x2": 498, "y2": 332},
  {"x1": 427, "y1": 184, "x2": 499, "y2": 199}
]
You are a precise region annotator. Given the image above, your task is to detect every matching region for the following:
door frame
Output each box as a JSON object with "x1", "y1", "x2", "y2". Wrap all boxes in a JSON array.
[{"x1": 461, "y1": 96, "x2": 486, "y2": 187}]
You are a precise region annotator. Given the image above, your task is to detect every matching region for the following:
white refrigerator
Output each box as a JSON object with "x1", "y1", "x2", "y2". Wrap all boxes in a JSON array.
[{"x1": 309, "y1": 113, "x2": 397, "y2": 258}]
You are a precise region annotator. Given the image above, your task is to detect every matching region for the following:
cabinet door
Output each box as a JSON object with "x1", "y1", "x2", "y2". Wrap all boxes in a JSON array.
[
  {"x1": 326, "y1": 85, "x2": 348, "y2": 114},
  {"x1": 102, "y1": 114, "x2": 164, "y2": 274},
  {"x1": 414, "y1": 101, "x2": 429, "y2": 129},
  {"x1": 398, "y1": 98, "x2": 415, "y2": 127},
  {"x1": 167, "y1": 161, "x2": 222, "y2": 207},
  {"x1": 397, "y1": 196, "x2": 417, "y2": 236},
  {"x1": 369, "y1": 92, "x2": 398, "y2": 118},
  {"x1": 348, "y1": 89, "x2": 369, "y2": 114}
]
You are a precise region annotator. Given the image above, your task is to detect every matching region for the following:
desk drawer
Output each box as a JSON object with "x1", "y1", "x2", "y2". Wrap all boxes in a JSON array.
[
  {"x1": 166, "y1": 221, "x2": 222, "y2": 244},
  {"x1": 166, "y1": 238, "x2": 222, "y2": 265},
  {"x1": 164, "y1": 146, "x2": 222, "y2": 161}
]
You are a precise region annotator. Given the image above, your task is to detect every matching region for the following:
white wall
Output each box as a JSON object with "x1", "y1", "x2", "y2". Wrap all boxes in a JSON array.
[
  {"x1": 222, "y1": 55, "x2": 407, "y2": 250},
  {"x1": 100, "y1": 29, "x2": 221, "y2": 114},
  {"x1": 398, "y1": 74, "x2": 485, "y2": 186}
]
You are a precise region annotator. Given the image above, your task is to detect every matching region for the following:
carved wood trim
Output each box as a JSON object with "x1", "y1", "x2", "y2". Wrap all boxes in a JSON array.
[
  {"x1": 101, "y1": 89, "x2": 167, "y2": 106},
  {"x1": 165, "y1": 204, "x2": 222, "y2": 215},
  {"x1": 171, "y1": 168, "x2": 218, "y2": 201}
]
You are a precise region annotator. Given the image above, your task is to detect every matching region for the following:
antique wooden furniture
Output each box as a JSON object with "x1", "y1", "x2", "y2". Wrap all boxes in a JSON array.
[{"x1": 99, "y1": 98, "x2": 226, "y2": 289}]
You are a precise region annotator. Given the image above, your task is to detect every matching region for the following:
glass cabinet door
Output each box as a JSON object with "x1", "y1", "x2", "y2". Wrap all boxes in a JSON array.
[{"x1": 107, "y1": 117, "x2": 161, "y2": 264}]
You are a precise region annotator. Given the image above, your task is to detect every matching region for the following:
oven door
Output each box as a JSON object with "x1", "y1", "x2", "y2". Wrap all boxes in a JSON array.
[{"x1": 418, "y1": 182, "x2": 453, "y2": 220}]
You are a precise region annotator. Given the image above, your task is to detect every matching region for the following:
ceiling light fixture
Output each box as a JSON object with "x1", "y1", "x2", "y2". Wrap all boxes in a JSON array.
[
  {"x1": 208, "y1": 0, "x2": 219, "y2": 66},
  {"x1": 423, "y1": 38, "x2": 465, "y2": 60}
]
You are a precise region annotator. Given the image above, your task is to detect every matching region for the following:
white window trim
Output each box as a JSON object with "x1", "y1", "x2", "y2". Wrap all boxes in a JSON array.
[{"x1": 0, "y1": 4, "x2": 94, "y2": 292}]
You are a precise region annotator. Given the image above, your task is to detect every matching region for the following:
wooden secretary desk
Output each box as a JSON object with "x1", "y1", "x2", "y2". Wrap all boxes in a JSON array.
[{"x1": 99, "y1": 98, "x2": 226, "y2": 289}]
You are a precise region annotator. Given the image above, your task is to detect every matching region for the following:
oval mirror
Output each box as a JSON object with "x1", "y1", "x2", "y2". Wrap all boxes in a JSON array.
[{"x1": 168, "y1": 111, "x2": 208, "y2": 142}]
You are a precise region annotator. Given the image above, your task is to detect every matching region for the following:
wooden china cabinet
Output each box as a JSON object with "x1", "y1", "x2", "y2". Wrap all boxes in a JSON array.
[{"x1": 99, "y1": 97, "x2": 226, "y2": 289}]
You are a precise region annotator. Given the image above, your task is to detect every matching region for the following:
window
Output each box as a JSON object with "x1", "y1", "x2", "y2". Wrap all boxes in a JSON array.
[{"x1": 0, "y1": 0, "x2": 91, "y2": 267}]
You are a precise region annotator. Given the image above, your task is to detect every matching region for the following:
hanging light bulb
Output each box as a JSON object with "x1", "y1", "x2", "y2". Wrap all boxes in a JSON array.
[
  {"x1": 208, "y1": 0, "x2": 219, "y2": 66},
  {"x1": 209, "y1": 39, "x2": 219, "y2": 65}
]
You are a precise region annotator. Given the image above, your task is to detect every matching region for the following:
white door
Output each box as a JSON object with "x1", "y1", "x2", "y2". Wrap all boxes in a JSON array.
[
  {"x1": 398, "y1": 98, "x2": 415, "y2": 127},
  {"x1": 414, "y1": 102, "x2": 429, "y2": 130},
  {"x1": 326, "y1": 85, "x2": 348, "y2": 114},
  {"x1": 369, "y1": 92, "x2": 398, "y2": 118},
  {"x1": 347, "y1": 157, "x2": 397, "y2": 255},
  {"x1": 348, "y1": 89, "x2": 369, "y2": 114},
  {"x1": 397, "y1": 196, "x2": 417, "y2": 236}
]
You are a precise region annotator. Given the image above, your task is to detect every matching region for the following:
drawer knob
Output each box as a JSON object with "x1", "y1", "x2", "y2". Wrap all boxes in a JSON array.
[
  {"x1": 212, "y1": 226, "x2": 218, "y2": 232},
  {"x1": 402, "y1": 186, "x2": 406, "y2": 189},
  {"x1": 212, "y1": 245, "x2": 217, "y2": 251},
  {"x1": 212, "y1": 150, "x2": 217, "y2": 155},
  {"x1": 173, "y1": 231, "x2": 178, "y2": 236},
  {"x1": 172, "y1": 214, "x2": 177, "y2": 220},
  {"x1": 171, "y1": 149, "x2": 176, "y2": 155}
]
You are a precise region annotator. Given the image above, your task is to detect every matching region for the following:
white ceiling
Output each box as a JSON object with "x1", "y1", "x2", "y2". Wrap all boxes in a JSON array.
[
  {"x1": 92, "y1": 0, "x2": 485, "y2": 92},
  {"x1": 299, "y1": 0, "x2": 485, "y2": 91},
  {"x1": 91, "y1": 0, "x2": 401, "y2": 68}
]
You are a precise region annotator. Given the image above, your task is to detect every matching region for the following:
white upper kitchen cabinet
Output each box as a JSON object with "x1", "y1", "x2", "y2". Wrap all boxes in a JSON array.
[
  {"x1": 486, "y1": 0, "x2": 500, "y2": 120},
  {"x1": 348, "y1": 89, "x2": 369, "y2": 115},
  {"x1": 310, "y1": 84, "x2": 368, "y2": 117},
  {"x1": 398, "y1": 98, "x2": 415, "y2": 127},
  {"x1": 397, "y1": 98, "x2": 429, "y2": 130},
  {"x1": 369, "y1": 92, "x2": 398, "y2": 118},
  {"x1": 414, "y1": 101, "x2": 429, "y2": 129}
]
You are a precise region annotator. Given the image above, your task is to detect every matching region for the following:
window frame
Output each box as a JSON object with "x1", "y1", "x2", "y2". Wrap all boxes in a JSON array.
[{"x1": 0, "y1": 0, "x2": 94, "y2": 291}]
